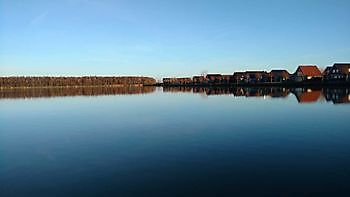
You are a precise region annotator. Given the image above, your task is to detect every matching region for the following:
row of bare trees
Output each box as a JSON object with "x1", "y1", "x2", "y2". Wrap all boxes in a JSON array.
[{"x1": 0, "y1": 76, "x2": 156, "y2": 87}]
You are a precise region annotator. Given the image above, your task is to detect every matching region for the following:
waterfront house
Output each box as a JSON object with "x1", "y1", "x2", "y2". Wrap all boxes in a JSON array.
[
  {"x1": 244, "y1": 71, "x2": 269, "y2": 83},
  {"x1": 162, "y1": 78, "x2": 175, "y2": 85},
  {"x1": 322, "y1": 66, "x2": 333, "y2": 81},
  {"x1": 328, "y1": 63, "x2": 350, "y2": 82},
  {"x1": 192, "y1": 76, "x2": 208, "y2": 85},
  {"x1": 221, "y1": 75, "x2": 234, "y2": 84},
  {"x1": 176, "y1": 77, "x2": 192, "y2": 85},
  {"x1": 269, "y1": 70, "x2": 290, "y2": 83},
  {"x1": 292, "y1": 65, "x2": 322, "y2": 82},
  {"x1": 206, "y1": 74, "x2": 222, "y2": 84},
  {"x1": 233, "y1": 72, "x2": 245, "y2": 84}
]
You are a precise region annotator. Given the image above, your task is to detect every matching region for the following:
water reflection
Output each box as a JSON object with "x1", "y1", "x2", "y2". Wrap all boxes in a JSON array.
[
  {"x1": 1, "y1": 86, "x2": 349, "y2": 104},
  {"x1": 0, "y1": 86, "x2": 156, "y2": 99},
  {"x1": 163, "y1": 86, "x2": 350, "y2": 104},
  {"x1": 1, "y1": 85, "x2": 349, "y2": 196}
]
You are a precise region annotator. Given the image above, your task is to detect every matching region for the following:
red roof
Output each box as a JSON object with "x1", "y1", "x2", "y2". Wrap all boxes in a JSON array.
[
  {"x1": 297, "y1": 90, "x2": 322, "y2": 103},
  {"x1": 297, "y1": 65, "x2": 322, "y2": 77}
]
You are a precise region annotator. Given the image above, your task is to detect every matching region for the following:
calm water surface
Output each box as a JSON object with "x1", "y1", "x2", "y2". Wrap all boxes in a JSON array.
[{"x1": 1, "y1": 87, "x2": 349, "y2": 196}]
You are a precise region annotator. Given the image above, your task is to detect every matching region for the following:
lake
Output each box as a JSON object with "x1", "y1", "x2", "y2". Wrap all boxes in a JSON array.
[{"x1": 1, "y1": 86, "x2": 349, "y2": 196}]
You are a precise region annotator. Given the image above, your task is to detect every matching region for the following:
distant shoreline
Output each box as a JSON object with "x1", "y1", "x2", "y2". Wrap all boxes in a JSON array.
[
  {"x1": 1, "y1": 82, "x2": 350, "y2": 89},
  {"x1": 155, "y1": 82, "x2": 350, "y2": 88},
  {"x1": 0, "y1": 84, "x2": 146, "y2": 90}
]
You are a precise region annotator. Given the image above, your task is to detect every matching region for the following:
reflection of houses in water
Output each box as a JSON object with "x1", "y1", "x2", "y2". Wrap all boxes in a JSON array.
[
  {"x1": 232, "y1": 87, "x2": 290, "y2": 98},
  {"x1": 269, "y1": 87, "x2": 290, "y2": 98},
  {"x1": 233, "y1": 87, "x2": 245, "y2": 96},
  {"x1": 205, "y1": 87, "x2": 233, "y2": 95},
  {"x1": 160, "y1": 87, "x2": 350, "y2": 105},
  {"x1": 243, "y1": 87, "x2": 266, "y2": 97},
  {"x1": 163, "y1": 86, "x2": 192, "y2": 93},
  {"x1": 323, "y1": 88, "x2": 350, "y2": 104},
  {"x1": 192, "y1": 87, "x2": 206, "y2": 94},
  {"x1": 292, "y1": 88, "x2": 323, "y2": 103}
]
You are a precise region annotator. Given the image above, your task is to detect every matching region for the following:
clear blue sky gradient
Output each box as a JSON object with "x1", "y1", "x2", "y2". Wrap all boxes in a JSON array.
[{"x1": 1, "y1": 0, "x2": 349, "y2": 78}]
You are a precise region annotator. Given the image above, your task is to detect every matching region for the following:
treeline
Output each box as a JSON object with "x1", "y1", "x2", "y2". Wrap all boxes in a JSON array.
[
  {"x1": 0, "y1": 76, "x2": 156, "y2": 87},
  {"x1": 0, "y1": 86, "x2": 156, "y2": 99}
]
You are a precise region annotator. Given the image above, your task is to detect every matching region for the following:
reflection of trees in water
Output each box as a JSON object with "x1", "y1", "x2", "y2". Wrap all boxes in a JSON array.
[
  {"x1": 162, "y1": 86, "x2": 350, "y2": 104},
  {"x1": 0, "y1": 86, "x2": 156, "y2": 99},
  {"x1": 2, "y1": 86, "x2": 349, "y2": 104}
]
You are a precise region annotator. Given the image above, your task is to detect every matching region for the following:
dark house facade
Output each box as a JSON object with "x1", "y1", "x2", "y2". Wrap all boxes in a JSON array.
[
  {"x1": 206, "y1": 74, "x2": 223, "y2": 84},
  {"x1": 233, "y1": 72, "x2": 245, "y2": 84},
  {"x1": 244, "y1": 71, "x2": 269, "y2": 83},
  {"x1": 323, "y1": 66, "x2": 333, "y2": 81},
  {"x1": 269, "y1": 70, "x2": 290, "y2": 83},
  {"x1": 192, "y1": 76, "x2": 208, "y2": 85},
  {"x1": 327, "y1": 63, "x2": 350, "y2": 82},
  {"x1": 221, "y1": 75, "x2": 234, "y2": 84}
]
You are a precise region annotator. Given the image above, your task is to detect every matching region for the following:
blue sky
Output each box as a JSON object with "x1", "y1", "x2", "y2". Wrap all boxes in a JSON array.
[{"x1": 1, "y1": 0, "x2": 349, "y2": 79}]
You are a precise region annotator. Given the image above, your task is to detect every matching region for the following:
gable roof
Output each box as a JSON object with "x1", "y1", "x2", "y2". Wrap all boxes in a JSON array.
[
  {"x1": 323, "y1": 66, "x2": 332, "y2": 74},
  {"x1": 297, "y1": 65, "x2": 322, "y2": 77},
  {"x1": 245, "y1": 71, "x2": 267, "y2": 74},
  {"x1": 271, "y1": 69, "x2": 288, "y2": 72},
  {"x1": 206, "y1": 74, "x2": 222, "y2": 78},
  {"x1": 333, "y1": 63, "x2": 350, "y2": 67},
  {"x1": 233, "y1": 72, "x2": 245, "y2": 76},
  {"x1": 193, "y1": 76, "x2": 205, "y2": 79},
  {"x1": 333, "y1": 63, "x2": 350, "y2": 74},
  {"x1": 270, "y1": 70, "x2": 290, "y2": 77}
]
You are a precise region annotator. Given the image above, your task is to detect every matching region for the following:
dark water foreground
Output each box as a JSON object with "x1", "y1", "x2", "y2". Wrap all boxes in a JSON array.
[{"x1": 0, "y1": 87, "x2": 349, "y2": 196}]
